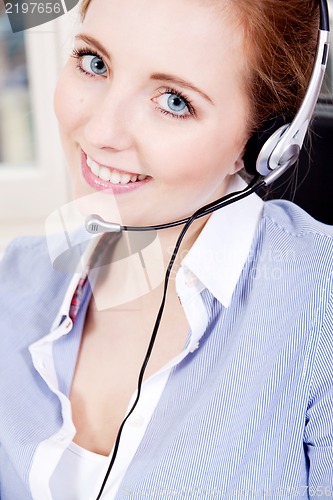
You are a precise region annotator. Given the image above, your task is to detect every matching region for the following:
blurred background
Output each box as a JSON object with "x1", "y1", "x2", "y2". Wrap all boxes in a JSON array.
[
  {"x1": 0, "y1": 1, "x2": 332, "y2": 255},
  {"x1": 0, "y1": 2, "x2": 80, "y2": 253}
]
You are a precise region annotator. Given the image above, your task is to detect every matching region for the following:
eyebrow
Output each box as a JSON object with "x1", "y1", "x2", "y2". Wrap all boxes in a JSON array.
[
  {"x1": 74, "y1": 34, "x2": 214, "y2": 105},
  {"x1": 151, "y1": 73, "x2": 214, "y2": 105},
  {"x1": 74, "y1": 34, "x2": 110, "y2": 61}
]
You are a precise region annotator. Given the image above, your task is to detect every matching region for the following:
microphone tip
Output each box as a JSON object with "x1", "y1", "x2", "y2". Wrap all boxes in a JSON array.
[
  {"x1": 85, "y1": 214, "x2": 122, "y2": 234},
  {"x1": 85, "y1": 214, "x2": 103, "y2": 233}
]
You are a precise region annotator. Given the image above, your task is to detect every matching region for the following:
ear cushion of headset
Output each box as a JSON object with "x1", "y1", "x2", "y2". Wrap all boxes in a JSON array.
[{"x1": 243, "y1": 116, "x2": 288, "y2": 175}]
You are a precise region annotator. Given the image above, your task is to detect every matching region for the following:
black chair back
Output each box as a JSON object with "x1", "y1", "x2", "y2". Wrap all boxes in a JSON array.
[{"x1": 261, "y1": 112, "x2": 333, "y2": 225}]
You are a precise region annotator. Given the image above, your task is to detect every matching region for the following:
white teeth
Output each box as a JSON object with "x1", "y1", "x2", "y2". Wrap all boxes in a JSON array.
[
  {"x1": 109, "y1": 171, "x2": 121, "y2": 184},
  {"x1": 99, "y1": 166, "x2": 111, "y2": 181},
  {"x1": 120, "y1": 174, "x2": 131, "y2": 184},
  {"x1": 91, "y1": 163, "x2": 100, "y2": 177},
  {"x1": 86, "y1": 155, "x2": 147, "y2": 185},
  {"x1": 87, "y1": 156, "x2": 100, "y2": 176},
  {"x1": 86, "y1": 156, "x2": 94, "y2": 169}
]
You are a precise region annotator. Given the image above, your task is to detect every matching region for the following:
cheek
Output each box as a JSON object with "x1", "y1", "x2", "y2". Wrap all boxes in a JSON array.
[
  {"x1": 54, "y1": 70, "x2": 85, "y2": 136},
  {"x1": 141, "y1": 123, "x2": 243, "y2": 186}
]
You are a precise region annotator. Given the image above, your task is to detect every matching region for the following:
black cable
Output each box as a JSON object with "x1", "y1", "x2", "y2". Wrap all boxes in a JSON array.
[
  {"x1": 95, "y1": 177, "x2": 264, "y2": 499},
  {"x1": 95, "y1": 207, "x2": 193, "y2": 499},
  {"x1": 121, "y1": 175, "x2": 264, "y2": 232}
]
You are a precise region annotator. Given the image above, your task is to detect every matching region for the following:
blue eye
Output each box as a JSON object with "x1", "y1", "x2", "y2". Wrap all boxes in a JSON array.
[
  {"x1": 71, "y1": 48, "x2": 107, "y2": 77},
  {"x1": 153, "y1": 89, "x2": 194, "y2": 118},
  {"x1": 81, "y1": 54, "x2": 107, "y2": 75},
  {"x1": 167, "y1": 94, "x2": 187, "y2": 113}
]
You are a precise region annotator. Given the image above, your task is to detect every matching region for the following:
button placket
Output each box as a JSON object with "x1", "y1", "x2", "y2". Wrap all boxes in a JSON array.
[
  {"x1": 128, "y1": 414, "x2": 145, "y2": 428},
  {"x1": 184, "y1": 269, "x2": 198, "y2": 288}
]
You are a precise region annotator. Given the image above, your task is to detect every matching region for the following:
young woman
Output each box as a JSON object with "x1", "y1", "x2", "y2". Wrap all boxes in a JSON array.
[{"x1": 0, "y1": 0, "x2": 332, "y2": 498}]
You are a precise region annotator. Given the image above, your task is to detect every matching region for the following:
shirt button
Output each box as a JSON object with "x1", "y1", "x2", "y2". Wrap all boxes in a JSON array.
[
  {"x1": 56, "y1": 433, "x2": 69, "y2": 443},
  {"x1": 64, "y1": 320, "x2": 73, "y2": 332},
  {"x1": 184, "y1": 272, "x2": 198, "y2": 288},
  {"x1": 189, "y1": 341, "x2": 200, "y2": 353},
  {"x1": 128, "y1": 414, "x2": 145, "y2": 428}
]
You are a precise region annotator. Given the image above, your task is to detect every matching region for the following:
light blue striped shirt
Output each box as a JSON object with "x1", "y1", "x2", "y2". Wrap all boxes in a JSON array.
[{"x1": 1, "y1": 194, "x2": 333, "y2": 499}]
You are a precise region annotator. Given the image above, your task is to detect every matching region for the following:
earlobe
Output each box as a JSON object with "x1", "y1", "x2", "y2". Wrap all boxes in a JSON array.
[{"x1": 231, "y1": 157, "x2": 245, "y2": 174}]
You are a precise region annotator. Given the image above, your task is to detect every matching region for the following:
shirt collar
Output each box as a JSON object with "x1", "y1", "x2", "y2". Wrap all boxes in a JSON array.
[{"x1": 181, "y1": 175, "x2": 263, "y2": 307}]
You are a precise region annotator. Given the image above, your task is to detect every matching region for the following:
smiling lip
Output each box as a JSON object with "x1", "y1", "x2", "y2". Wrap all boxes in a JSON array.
[{"x1": 81, "y1": 150, "x2": 151, "y2": 193}]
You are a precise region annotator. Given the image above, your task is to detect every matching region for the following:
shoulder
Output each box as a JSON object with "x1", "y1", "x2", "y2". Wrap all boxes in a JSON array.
[
  {"x1": 262, "y1": 198, "x2": 333, "y2": 239},
  {"x1": 0, "y1": 236, "x2": 74, "y2": 349},
  {"x1": 0, "y1": 235, "x2": 72, "y2": 295},
  {"x1": 256, "y1": 199, "x2": 333, "y2": 321},
  {"x1": 261, "y1": 199, "x2": 333, "y2": 266},
  {"x1": 1, "y1": 234, "x2": 54, "y2": 275}
]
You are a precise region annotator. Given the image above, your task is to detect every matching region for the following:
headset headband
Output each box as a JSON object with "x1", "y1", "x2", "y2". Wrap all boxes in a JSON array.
[{"x1": 244, "y1": 0, "x2": 330, "y2": 184}]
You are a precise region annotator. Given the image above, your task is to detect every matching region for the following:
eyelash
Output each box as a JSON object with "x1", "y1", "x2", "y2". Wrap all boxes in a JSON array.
[
  {"x1": 71, "y1": 47, "x2": 106, "y2": 77},
  {"x1": 70, "y1": 46, "x2": 196, "y2": 120},
  {"x1": 156, "y1": 88, "x2": 195, "y2": 120}
]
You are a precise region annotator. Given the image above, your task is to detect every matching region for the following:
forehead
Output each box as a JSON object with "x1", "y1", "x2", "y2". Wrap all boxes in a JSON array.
[
  {"x1": 81, "y1": 0, "x2": 246, "y2": 98},
  {"x1": 82, "y1": 0, "x2": 241, "y2": 51}
]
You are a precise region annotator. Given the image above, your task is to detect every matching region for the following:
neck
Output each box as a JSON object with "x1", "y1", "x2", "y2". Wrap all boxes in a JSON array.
[
  {"x1": 158, "y1": 214, "x2": 208, "y2": 270},
  {"x1": 88, "y1": 213, "x2": 209, "y2": 313}
]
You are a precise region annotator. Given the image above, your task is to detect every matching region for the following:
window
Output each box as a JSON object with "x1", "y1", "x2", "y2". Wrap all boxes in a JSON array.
[
  {"x1": 0, "y1": 6, "x2": 79, "y2": 252},
  {"x1": 0, "y1": 19, "x2": 34, "y2": 166}
]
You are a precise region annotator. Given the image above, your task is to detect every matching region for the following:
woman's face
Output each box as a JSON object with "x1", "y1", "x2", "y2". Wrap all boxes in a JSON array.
[{"x1": 54, "y1": 0, "x2": 250, "y2": 227}]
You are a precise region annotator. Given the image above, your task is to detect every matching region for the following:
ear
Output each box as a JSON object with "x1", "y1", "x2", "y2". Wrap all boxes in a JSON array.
[{"x1": 230, "y1": 156, "x2": 245, "y2": 175}]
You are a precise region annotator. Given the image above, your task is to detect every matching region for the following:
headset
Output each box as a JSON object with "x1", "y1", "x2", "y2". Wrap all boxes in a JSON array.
[{"x1": 87, "y1": 2, "x2": 330, "y2": 497}]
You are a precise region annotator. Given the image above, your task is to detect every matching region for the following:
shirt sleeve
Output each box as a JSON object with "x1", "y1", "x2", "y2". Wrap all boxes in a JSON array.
[{"x1": 304, "y1": 287, "x2": 333, "y2": 499}]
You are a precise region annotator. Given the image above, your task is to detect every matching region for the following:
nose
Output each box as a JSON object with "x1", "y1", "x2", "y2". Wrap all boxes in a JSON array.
[{"x1": 83, "y1": 82, "x2": 137, "y2": 152}]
